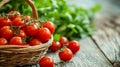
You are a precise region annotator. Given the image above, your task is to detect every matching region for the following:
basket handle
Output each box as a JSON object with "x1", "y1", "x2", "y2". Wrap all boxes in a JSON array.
[
  {"x1": 25, "y1": 0, "x2": 38, "y2": 19},
  {"x1": 0, "y1": 0, "x2": 10, "y2": 8}
]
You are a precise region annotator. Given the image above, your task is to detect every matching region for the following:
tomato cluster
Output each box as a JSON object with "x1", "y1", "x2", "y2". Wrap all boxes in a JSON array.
[
  {"x1": 39, "y1": 36, "x2": 80, "y2": 67},
  {"x1": 0, "y1": 11, "x2": 55, "y2": 46}
]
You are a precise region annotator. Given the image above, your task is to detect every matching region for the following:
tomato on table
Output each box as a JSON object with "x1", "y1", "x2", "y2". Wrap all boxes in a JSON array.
[
  {"x1": 59, "y1": 48, "x2": 73, "y2": 62},
  {"x1": 39, "y1": 56, "x2": 54, "y2": 67},
  {"x1": 59, "y1": 36, "x2": 69, "y2": 47},
  {"x1": 49, "y1": 41, "x2": 61, "y2": 52},
  {"x1": 68, "y1": 40, "x2": 80, "y2": 54}
]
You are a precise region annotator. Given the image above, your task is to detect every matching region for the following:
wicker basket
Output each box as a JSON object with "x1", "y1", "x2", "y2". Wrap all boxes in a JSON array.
[{"x1": 0, "y1": 0, "x2": 53, "y2": 67}]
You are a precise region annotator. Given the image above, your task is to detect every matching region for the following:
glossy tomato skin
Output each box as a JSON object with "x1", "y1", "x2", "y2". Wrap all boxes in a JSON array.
[
  {"x1": 0, "y1": 18, "x2": 11, "y2": 28},
  {"x1": 39, "y1": 56, "x2": 54, "y2": 67},
  {"x1": 59, "y1": 48, "x2": 73, "y2": 62},
  {"x1": 9, "y1": 36, "x2": 23, "y2": 45},
  {"x1": 42, "y1": 21, "x2": 55, "y2": 34},
  {"x1": 68, "y1": 40, "x2": 80, "y2": 54},
  {"x1": 0, "y1": 26, "x2": 13, "y2": 40},
  {"x1": 29, "y1": 38, "x2": 42, "y2": 46},
  {"x1": 24, "y1": 24, "x2": 38, "y2": 36},
  {"x1": 12, "y1": 17, "x2": 24, "y2": 26},
  {"x1": 49, "y1": 41, "x2": 61, "y2": 52},
  {"x1": 0, "y1": 38, "x2": 8, "y2": 45},
  {"x1": 59, "y1": 36, "x2": 69, "y2": 47},
  {"x1": 37, "y1": 27, "x2": 51, "y2": 43}
]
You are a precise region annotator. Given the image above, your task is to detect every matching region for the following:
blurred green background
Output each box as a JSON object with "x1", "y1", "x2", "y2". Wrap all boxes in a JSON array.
[{"x1": 0, "y1": 0, "x2": 101, "y2": 40}]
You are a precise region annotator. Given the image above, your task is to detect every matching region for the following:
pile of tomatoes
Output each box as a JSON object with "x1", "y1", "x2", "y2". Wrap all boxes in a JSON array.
[
  {"x1": 39, "y1": 36, "x2": 80, "y2": 67},
  {"x1": 0, "y1": 11, "x2": 55, "y2": 46},
  {"x1": 0, "y1": 11, "x2": 80, "y2": 67}
]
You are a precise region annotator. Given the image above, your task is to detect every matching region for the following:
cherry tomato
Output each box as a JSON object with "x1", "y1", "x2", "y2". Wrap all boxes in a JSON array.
[
  {"x1": 24, "y1": 24, "x2": 38, "y2": 36},
  {"x1": 12, "y1": 17, "x2": 24, "y2": 26},
  {"x1": 16, "y1": 30, "x2": 26, "y2": 38},
  {"x1": 59, "y1": 36, "x2": 69, "y2": 47},
  {"x1": 49, "y1": 41, "x2": 61, "y2": 52},
  {"x1": 9, "y1": 36, "x2": 23, "y2": 45},
  {"x1": 37, "y1": 27, "x2": 51, "y2": 43},
  {"x1": 0, "y1": 18, "x2": 11, "y2": 28},
  {"x1": 8, "y1": 11, "x2": 21, "y2": 21},
  {"x1": 39, "y1": 56, "x2": 54, "y2": 67},
  {"x1": 68, "y1": 40, "x2": 80, "y2": 54},
  {"x1": 0, "y1": 38, "x2": 8, "y2": 45},
  {"x1": 59, "y1": 48, "x2": 73, "y2": 62},
  {"x1": 29, "y1": 38, "x2": 42, "y2": 46},
  {"x1": 42, "y1": 21, "x2": 55, "y2": 34},
  {"x1": 0, "y1": 26, "x2": 13, "y2": 40}
]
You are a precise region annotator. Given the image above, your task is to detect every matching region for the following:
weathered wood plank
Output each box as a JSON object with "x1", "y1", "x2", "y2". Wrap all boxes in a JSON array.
[
  {"x1": 34, "y1": 37, "x2": 112, "y2": 67},
  {"x1": 91, "y1": 28, "x2": 120, "y2": 67}
]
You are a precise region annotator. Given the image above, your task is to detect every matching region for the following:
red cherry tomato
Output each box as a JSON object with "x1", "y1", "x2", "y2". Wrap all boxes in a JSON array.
[
  {"x1": 29, "y1": 38, "x2": 42, "y2": 46},
  {"x1": 12, "y1": 17, "x2": 24, "y2": 26},
  {"x1": 68, "y1": 40, "x2": 80, "y2": 54},
  {"x1": 16, "y1": 30, "x2": 26, "y2": 38},
  {"x1": 8, "y1": 11, "x2": 21, "y2": 21},
  {"x1": 59, "y1": 48, "x2": 73, "y2": 62},
  {"x1": 24, "y1": 24, "x2": 38, "y2": 36},
  {"x1": 9, "y1": 36, "x2": 23, "y2": 45},
  {"x1": 59, "y1": 36, "x2": 69, "y2": 47},
  {"x1": 37, "y1": 27, "x2": 51, "y2": 43},
  {"x1": 49, "y1": 41, "x2": 61, "y2": 52},
  {"x1": 0, "y1": 18, "x2": 11, "y2": 28},
  {"x1": 0, "y1": 26, "x2": 13, "y2": 40},
  {"x1": 42, "y1": 21, "x2": 55, "y2": 34},
  {"x1": 39, "y1": 56, "x2": 54, "y2": 67},
  {"x1": 0, "y1": 38, "x2": 8, "y2": 45}
]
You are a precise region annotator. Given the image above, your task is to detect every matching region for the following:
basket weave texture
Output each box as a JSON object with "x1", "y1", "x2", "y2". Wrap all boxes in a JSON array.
[
  {"x1": 0, "y1": 36, "x2": 53, "y2": 67},
  {"x1": 0, "y1": 0, "x2": 53, "y2": 67}
]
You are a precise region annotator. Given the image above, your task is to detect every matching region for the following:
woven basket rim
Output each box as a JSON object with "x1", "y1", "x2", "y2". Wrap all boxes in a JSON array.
[{"x1": 0, "y1": 35, "x2": 53, "y2": 53}]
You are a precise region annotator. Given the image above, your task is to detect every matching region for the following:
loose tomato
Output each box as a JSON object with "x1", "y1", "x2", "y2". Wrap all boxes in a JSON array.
[
  {"x1": 29, "y1": 38, "x2": 42, "y2": 46},
  {"x1": 0, "y1": 38, "x2": 8, "y2": 45},
  {"x1": 59, "y1": 36, "x2": 69, "y2": 47},
  {"x1": 68, "y1": 40, "x2": 80, "y2": 54},
  {"x1": 0, "y1": 26, "x2": 13, "y2": 40},
  {"x1": 9, "y1": 36, "x2": 23, "y2": 45},
  {"x1": 49, "y1": 41, "x2": 61, "y2": 52},
  {"x1": 24, "y1": 24, "x2": 38, "y2": 36},
  {"x1": 0, "y1": 18, "x2": 11, "y2": 28},
  {"x1": 59, "y1": 48, "x2": 73, "y2": 62},
  {"x1": 42, "y1": 21, "x2": 55, "y2": 34},
  {"x1": 12, "y1": 17, "x2": 24, "y2": 26},
  {"x1": 16, "y1": 30, "x2": 26, "y2": 38},
  {"x1": 39, "y1": 56, "x2": 54, "y2": 67},
  {"x1": 37, "y1": 27, "x2": 51, "y2": 43}
]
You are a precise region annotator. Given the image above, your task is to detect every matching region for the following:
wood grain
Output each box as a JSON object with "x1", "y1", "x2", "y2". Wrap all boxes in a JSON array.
[
  {"x1": 92, "y1": 28, "x2": 120, "y2": 67},
  {"x1": 33, "y1": 37, "x2": 113, "y2": 67}
]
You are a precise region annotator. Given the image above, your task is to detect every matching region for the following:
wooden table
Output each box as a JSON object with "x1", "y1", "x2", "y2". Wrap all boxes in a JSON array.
[{"x1": 20, "y1": 15, "x2": 120, "y2": 67}]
